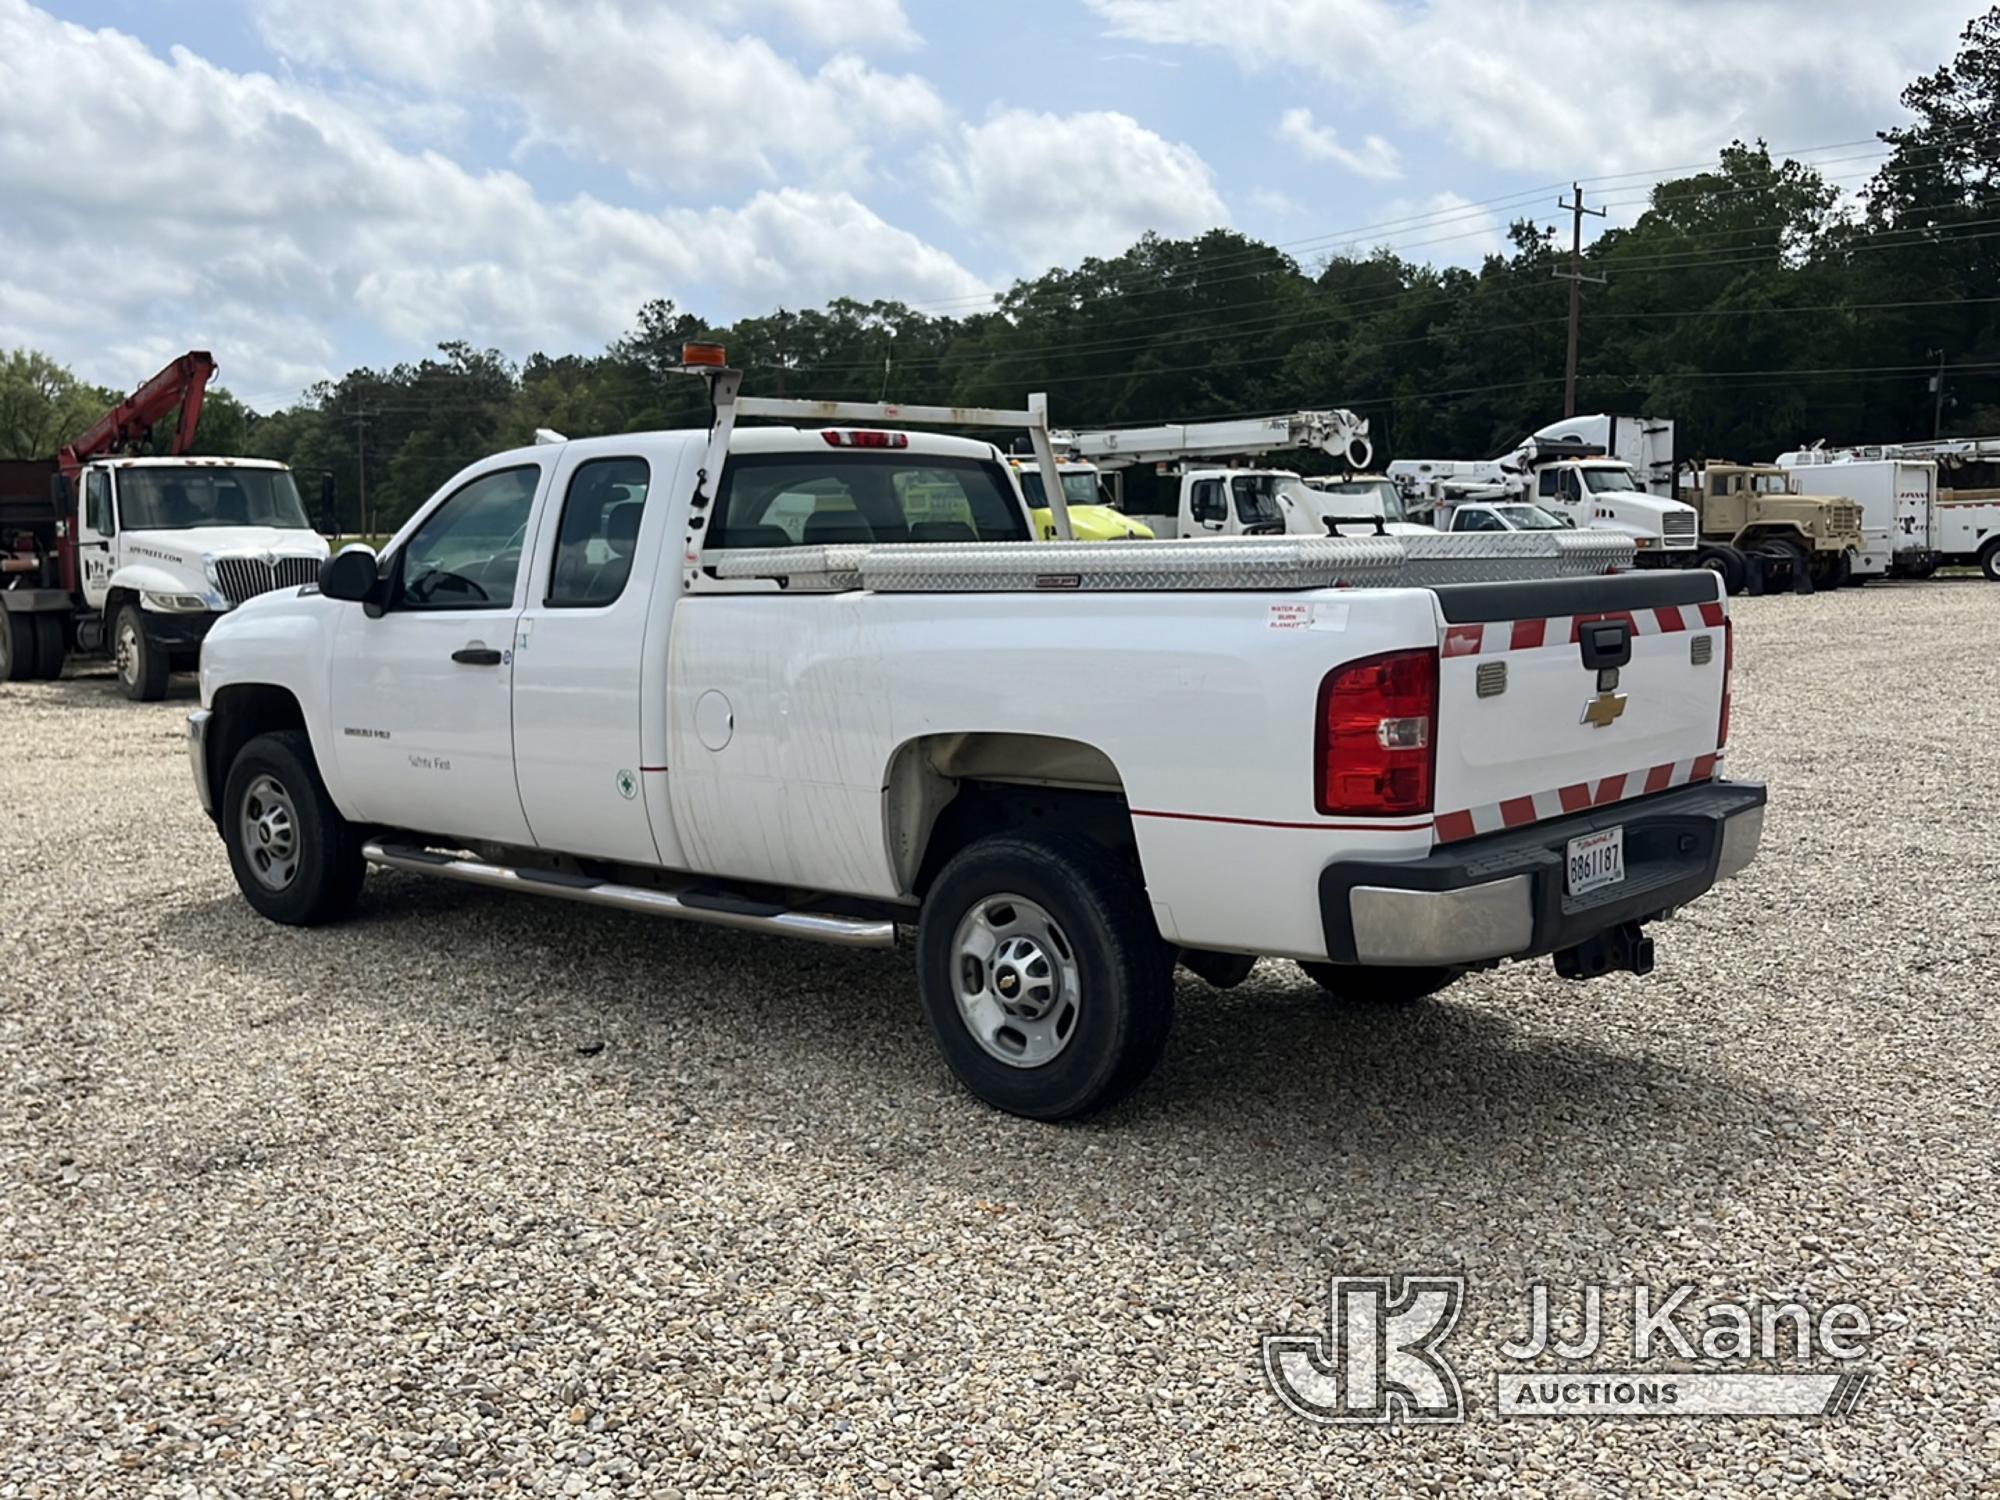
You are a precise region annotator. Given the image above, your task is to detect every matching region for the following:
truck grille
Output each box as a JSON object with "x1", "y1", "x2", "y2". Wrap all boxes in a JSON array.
[
  {"x1": 1832, "y1": 502, "x2": 1863, "y2": 533},
  {"x1": 1661, "y1": 511, "x2": 1698, "y2": 543},
  {"x1": 214, "y1": 555, "x2": 322, "y2": 606}
]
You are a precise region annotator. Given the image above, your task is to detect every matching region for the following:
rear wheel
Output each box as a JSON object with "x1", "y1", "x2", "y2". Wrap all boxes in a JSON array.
[
  {"x1": 917, "y1": 832, "x2": 1174, "y2": 1120},
  {"x1": 221, "y1": 730, "x2": 367, "y2": 925},
  {"x1": 1696, "y1": 545, "x2": 1747, "y2": 595},
  {"x1": 1981, "y1": 540, "x2": 2000, "y2": 583},
  {"x1": 30, "y1": 614, "x2": 65, "y2": 679},
  {"x1": 0, "y1": 609, "x2": 42, "y2": 683},
  {"x1": 1297, "y1": 962, "x2": 1460, "y2": 1006},
  {"x1": 113, "y1": 603, "x2": 169, "y2": 701}
]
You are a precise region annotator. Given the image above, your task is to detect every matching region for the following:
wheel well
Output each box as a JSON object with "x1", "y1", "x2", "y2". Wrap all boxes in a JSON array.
[
  {"x1": 884, "y1": 732, "x2": 1140, "y2": 897},
  {"x1": 206, "y1": 684, "x2": 308, "y2": 820}
]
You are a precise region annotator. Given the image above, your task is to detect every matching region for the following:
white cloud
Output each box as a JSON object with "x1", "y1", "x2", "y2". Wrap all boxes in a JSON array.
[
  {"x1": 710, "y1": 0, "x2": 920, "y2": 51},
  {"x1": 1362, "y1": 192, "x2": 1514, "y2": 269},
  {"x1": 1090, "y1": 0, "x2": 1967, "y2": 175},
  {"x1": 1276, "y1": 107, "x2": 1401, "y2": 181},
  {"x1": 929, "y1": 109, "x2": 1229, "y2": 270},
  {"x1": 249, "y1": 0, "x2": 946, "y2": 193},
  {"x1": 0, "y1": 2, "x2": 985, "y2": 407}
]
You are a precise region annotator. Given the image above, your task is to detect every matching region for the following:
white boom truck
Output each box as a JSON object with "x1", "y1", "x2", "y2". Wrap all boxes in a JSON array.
[
  {"x1": 189, "y1": 346, "x2": 1766, "y2": 1121},
  {"x1": 1391, "y1": 422, "x2": 1701, "y2": 564},
  {"x1": 0, "y1": 351, "x2": 333, "y2": 697},
  {"x1": 1781, "y1": 438, "x2": 2000, "y2": 582},
  {"x1": 1061, "y1": 411, "x2": 1431, "y2": 539}
]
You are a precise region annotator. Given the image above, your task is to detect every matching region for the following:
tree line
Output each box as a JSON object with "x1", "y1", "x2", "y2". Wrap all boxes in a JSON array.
[{"x1": 4, "y1": 7, "x2": 1997, "y2": 528}]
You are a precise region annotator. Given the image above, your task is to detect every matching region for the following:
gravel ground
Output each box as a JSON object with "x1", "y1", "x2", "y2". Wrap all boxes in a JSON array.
[{"x1": 1, "y1": 582, "x2": 1997, "y2": 1498}]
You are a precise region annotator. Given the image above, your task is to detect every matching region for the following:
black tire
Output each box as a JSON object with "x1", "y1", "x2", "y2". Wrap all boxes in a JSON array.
[
  {"x1": 30, "y1": 614, "x2": 65, "y2": 679},
  {"x1": 1809, "y1": 548, "x2": 1851, "y2": 591},
  {"x1": 1697, "y1": 545, "x2": 1746, "y2": 596},
  {"x1": 0, "y1": 608, "x2": 42, "y2": 683},
  {"x1": 221, "y1": 729, "x2": 367, "y2": 926},
  {"x1": 113, "y1": 603, "x2": 169, "y2": 701},
  {"x1": 1296, "y1": 962, "x2": 1460, "y2": 1006},
  {"x1": 917, "y1": 832, "x2": 1174, "y2": 1121},
  {"x1": 1981, "y1": 540, "x2": 2000, "y2": 583}
]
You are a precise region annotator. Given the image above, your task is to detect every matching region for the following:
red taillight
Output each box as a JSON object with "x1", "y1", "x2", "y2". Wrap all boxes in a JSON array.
[
  {"x1": 821, "y1": 429, "x2": 909, "y2": 449},
  {"x1": 1316, "y1": 648, "x2": 1438, "y2": 816},
  {"x1": 1718, "y1": 616, "x2": 1733, "y2": 749}
]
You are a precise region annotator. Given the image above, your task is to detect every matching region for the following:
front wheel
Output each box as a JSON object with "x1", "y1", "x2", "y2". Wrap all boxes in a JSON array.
[
  {"x1": 1296, "y1": 962, "x2": 1460, "y2": 1006},
  {"x1": 1809, "y1": 549, "x2": 1851, "y2": 590},
  {"x1": 113, "y1": 603, "x2": 169, "y2": 701},
  {"x1": 221, "y1": 730, "x2": 366, "y2": 925},
  {"x1": 1981, "y1": 540, "x2": 2000, "y2": 583},
  {"x1": 917, "y1": 833, "x2": 1174, "y2": 1120},
  {"x1": 1696, "y1": 545, "x2": 1747, "y2": 596}
]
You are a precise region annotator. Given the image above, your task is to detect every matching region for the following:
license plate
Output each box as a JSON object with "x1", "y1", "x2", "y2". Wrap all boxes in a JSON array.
[{"x1": 1566, "y1": 826, "x2": 1625, "y2": 896}]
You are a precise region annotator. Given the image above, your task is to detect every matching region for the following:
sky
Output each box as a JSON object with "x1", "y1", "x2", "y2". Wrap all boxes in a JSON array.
[{"x1": 0, "y1": 0, "x2": 1977, "y2": 409}]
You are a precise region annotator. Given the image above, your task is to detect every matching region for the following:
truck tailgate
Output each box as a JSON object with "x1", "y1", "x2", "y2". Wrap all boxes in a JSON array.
[{"x1": 1428, "y1": 574, "x2": 1729, "y2": 845}]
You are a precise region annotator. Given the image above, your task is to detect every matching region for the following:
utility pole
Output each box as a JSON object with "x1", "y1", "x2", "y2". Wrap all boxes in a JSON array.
[
  {"x1": 352, "y1": 407, "x2": 370, "y2": 540},
  {"x1": 1554, "y1": 182, "x2": 1607, "y2": 418},
  {"x1": 1929, "y1": 347, "x2": 1947, "y2": 437}
]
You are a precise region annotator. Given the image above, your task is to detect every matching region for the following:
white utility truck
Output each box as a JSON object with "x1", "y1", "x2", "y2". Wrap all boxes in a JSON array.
[
  {"x1": 189, "y1": 347, "x2": 1766, "y2": 1120},
  {"x1": 1391, "y1": 429, "x2": 1702, "y2": 563},
  {"x1": 1782, "y1": 438, "x2": 2000, "y2": 582},
  {"x1": 1061, "y1": 411, "x2": 1431, "y2": 539},
  {"x1": 1773, "y1": 453, "x2": 1939, "y2": 581},
  {"x1": 0, "y1": 351, "x2": 333, "y2": 696}
]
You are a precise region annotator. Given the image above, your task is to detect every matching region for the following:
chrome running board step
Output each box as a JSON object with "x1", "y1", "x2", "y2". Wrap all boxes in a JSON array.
[{"x1": 362, "y1": 841, "x2": 897, "y2": 949}]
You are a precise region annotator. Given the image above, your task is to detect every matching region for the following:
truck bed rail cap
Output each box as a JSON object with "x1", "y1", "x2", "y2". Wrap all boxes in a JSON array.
[{"x1": 703, "y1": 533, "x2": 1637, "y2": 594}]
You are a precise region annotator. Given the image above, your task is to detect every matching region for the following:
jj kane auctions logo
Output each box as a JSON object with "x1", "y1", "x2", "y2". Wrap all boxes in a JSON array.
[{"x1": 1263, "y1": 1276, "x2": 1873, "y2": 1424}]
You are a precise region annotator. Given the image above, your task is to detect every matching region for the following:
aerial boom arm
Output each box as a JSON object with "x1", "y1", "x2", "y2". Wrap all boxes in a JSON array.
[
  {"x1": 58, "y1": 350, "x2": 217, "y2": 475},
  {"x1": 1061, "y1": 410, "x2": 1372, "y2": 473}
]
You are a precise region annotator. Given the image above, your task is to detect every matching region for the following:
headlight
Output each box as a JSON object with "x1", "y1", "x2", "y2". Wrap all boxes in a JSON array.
[{"x1": 141, "y1": 592, "x2": 213, "y2": 613}]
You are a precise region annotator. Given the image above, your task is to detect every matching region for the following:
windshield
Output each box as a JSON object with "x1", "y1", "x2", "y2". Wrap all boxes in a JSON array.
[
  {"x1": 1019, "y1": 471, "x2": 1109, "y2": 509},
  {"x1": 1494, "y1": 504, "x2": 1570, "y2": 530},
  {"x1": 1311, "y1": 478, "x2": 1410, "y2": 524},
  {"x1": 1581, "y1": 466, "x2": 1639, "y2": 494},
  {"x1": 118, "y1": 467, "x2": 312, "y2": 531}
]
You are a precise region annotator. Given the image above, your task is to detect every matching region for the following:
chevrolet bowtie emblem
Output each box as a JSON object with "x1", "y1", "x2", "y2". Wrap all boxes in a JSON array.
[{"x1": 1582, "y1": 691, "x2": 1628, "y2": 728}]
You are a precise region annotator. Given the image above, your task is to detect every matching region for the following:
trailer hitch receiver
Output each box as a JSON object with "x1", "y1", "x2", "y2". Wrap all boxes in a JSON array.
[{"x1": 1553, "y1": 920, "x2": 1654, "y2": 981}]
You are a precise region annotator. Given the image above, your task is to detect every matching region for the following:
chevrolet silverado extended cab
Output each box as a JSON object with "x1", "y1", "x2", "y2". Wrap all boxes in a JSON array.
[{"x1": 189, "y1": 354, "x2": 1766, "y2": 1119}]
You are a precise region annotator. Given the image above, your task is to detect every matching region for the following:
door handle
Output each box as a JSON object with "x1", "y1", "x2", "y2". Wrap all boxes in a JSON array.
[{"x1": 451, "y1": 647, "x2": 503, "y2": 666}]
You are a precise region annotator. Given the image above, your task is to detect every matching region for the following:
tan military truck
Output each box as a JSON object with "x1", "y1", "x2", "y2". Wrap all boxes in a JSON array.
[{"x1": 1678, "y1": 463, "x2": 1865, "y2": 592}]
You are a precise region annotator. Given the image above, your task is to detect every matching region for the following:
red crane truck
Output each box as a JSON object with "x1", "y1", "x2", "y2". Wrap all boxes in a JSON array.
[{"x1": 0, "y1": 352, "x2": 333, "y2": 698}]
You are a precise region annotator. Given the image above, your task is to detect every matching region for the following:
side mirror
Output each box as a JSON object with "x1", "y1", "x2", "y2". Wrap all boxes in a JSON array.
[
  {"x1": 318, "y1": 473, "x2": 338, "y2": 537},
  {"x1": 50, "y1": 472, "x2": 73, "y2": 510},
  {"x1": 319, "y1": 545, "x2": 380, "y2": 603}
]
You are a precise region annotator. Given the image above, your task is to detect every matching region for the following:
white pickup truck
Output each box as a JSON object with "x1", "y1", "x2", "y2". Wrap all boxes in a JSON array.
[{"x1": 189, "y1": 352, "x2": 1766, "y2": 1119}]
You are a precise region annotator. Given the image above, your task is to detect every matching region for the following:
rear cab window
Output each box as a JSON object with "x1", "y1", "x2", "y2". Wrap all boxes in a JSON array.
[{"x1": 709, "y1": 452, "x2": 1030, "y2": 550}]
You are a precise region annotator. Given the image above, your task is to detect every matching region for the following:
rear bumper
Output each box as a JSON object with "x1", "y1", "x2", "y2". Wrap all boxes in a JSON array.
[{"x1": 1318, "y1": 779, "x2": 1767, "y2": 967}]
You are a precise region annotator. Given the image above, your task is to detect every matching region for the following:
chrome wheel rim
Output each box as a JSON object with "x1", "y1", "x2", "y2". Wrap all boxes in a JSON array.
[
  {"x1": 239, "y1": 774, "x2": 301, "y2": 891},
  {"x1": 115, "y1": 618, "x2": 140, "y2": 685},
  {"x1": 951, "y1": 894, "x2": 1081, "y2": 1069}
]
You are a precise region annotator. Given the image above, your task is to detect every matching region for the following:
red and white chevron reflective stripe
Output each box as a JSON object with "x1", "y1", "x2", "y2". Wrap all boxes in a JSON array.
[
  {"x1": 1433, "y1": 753, "x2": 1722, "y2": 844},
  {"x1": 1442, "y1": 601, "x2": 1726, "y2": 659}
]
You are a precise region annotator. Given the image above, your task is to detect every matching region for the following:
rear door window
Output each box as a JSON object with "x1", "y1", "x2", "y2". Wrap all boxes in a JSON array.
[
  {"x1": 710, "y1": 453, "x2": 1029, "y2": 548},
  {"x1": 547, "y1": 457, "x2": 650, "y2": 607}
]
